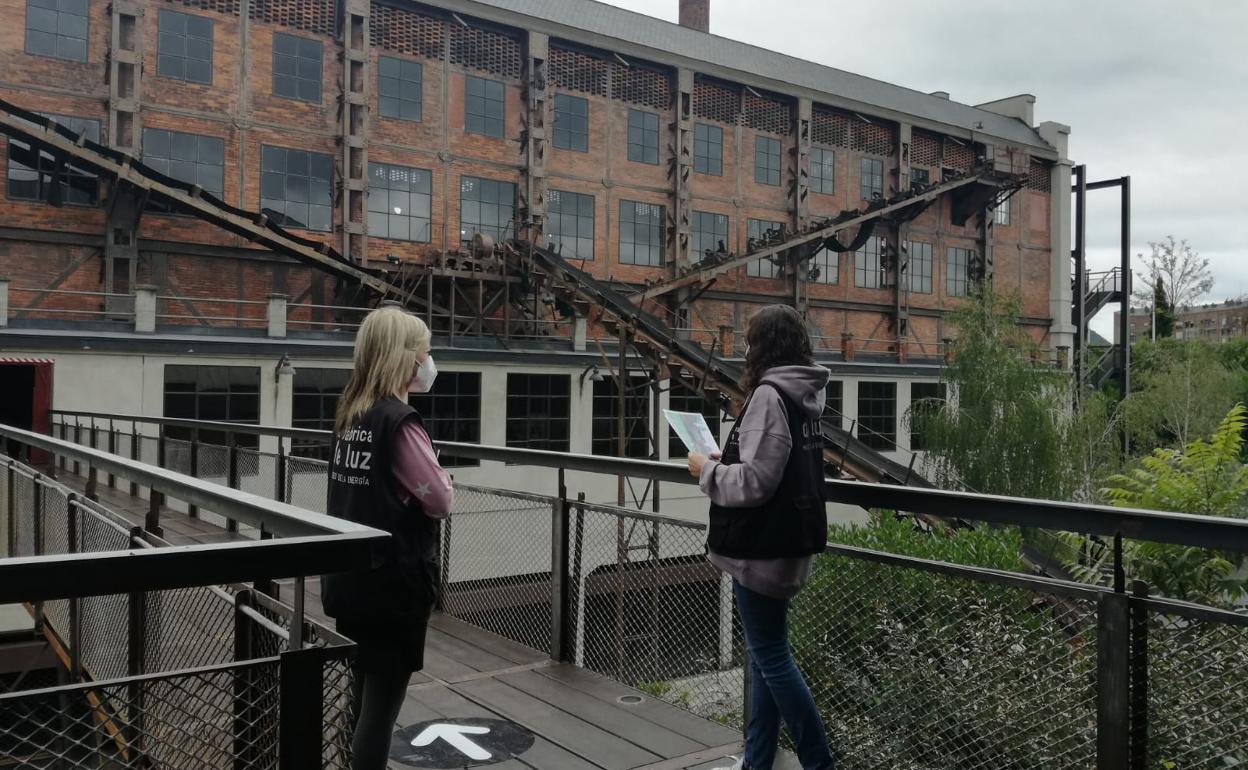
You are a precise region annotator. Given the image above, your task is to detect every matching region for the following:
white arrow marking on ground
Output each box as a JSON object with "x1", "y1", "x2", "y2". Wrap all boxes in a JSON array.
[{"x1": 410, "y1": 724, "x2": 493, "y2": 761}]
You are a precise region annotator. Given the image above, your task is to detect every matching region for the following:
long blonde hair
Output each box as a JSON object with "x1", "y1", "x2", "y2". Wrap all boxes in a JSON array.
[{"x1": 334, "y1": 305, "x2": 431, "y2": 434}]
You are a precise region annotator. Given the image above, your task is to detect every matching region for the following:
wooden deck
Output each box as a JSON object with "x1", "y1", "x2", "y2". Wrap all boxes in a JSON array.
[{"x1": 51, "y1": 472, "x2": 808, "y2": 769}]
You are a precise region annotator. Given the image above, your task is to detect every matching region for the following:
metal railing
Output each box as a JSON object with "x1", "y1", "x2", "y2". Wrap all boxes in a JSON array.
[
  {"x1": 0, "y1": 433, "x2": 377, "y2": 769},
  {"x1": 31, "y1": 411, "x2": 1248, "y2": 769}
]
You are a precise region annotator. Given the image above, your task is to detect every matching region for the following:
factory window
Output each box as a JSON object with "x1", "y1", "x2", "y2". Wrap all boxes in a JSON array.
[
  {"x1": 908, "y1": 382, "x2": 946, "y2": 451},
  {"x1": 910, "y1": 167, "x2": 929, "y2": 191},
  {"x1": 163, "y1": 366, "x2": 260, "y2": 447},
  {"x1": 691, "y1": 210, "x2": 728, "y2": 260},
  {"x1": 747, "y1": 219, "x2": 784, "y2": 278},
  {"x1": 506, "y1": 374, "x2": 570, "y2": 452},
  {"x1": 546, "y1": 189, "x2": 594, "y2": 260},
  {"x1": 553, "y1": 93, "x2": 589, "y2": 152},
  {"x1": 627, "y1": 109, "x2": 659, "y2": 165},
  {"x1": 693, "y1": 122, "x2": 722, "y2": 176},
  {"x1": 592, "y1": 377, "x2": 651, "y2": 458},
  {"x1": 459, "y1": 176, "x2": 516, "y2": 243},
  {"x1": 157, "y1": 9, "x2": 213, "y2": 84},
  {"x1": 947, "y1": 247, "x2": 972, "y2": 297},
  {"x1": 465, "y1": 75, "x2": 505, "y2": 138},
  {"x1": 810, "y1": 246, "x2": 838, "y2": 285},
  {"x1": 409, "y1": 372, "x2": 482, "y2": 468},
  {"x1": 368, "y1": 162, "x2": 432, "y2": 243},
  {"x1": 291, "y1": 368, "x2": 350, "y2": 459},
  {"x1": 7, "y1": 114, "x2": 99, "y2": 205},
  {"x1": 906, "y1": 240, "x2": 933, "y2": 294},
  {"x1": 810, "y1": 146, "x2": 835, "y2": 194},
  {"x1": 25, "y1": 0, "x2": 87, "y2": 63},
  {"x1": 854, "y1": 235, "x2": 884, "y2": 289},
  {"x1": 860, "y1": 157, "x2": 883, "y2": 201},
  {"x1": 754, "y1": 135, "x2": 781, "y2": 186},
  {"x1": 995, "y1": 199, "x2": 1012, "y2": 226},
  {"x1": 667, "y1": 377, "x2": 720, "y2": 458},
  {"x1": 824, "y1": 381, "x2": 843, "y2": 422},
  {"x1": 143, "y1": 129, "x2": 225, "y2": 214},
  {"x1": 618, "y1": 200, "x2": 665, "y2": 267},
  {"x1": 378, "y1": 55, "x2": 422, "y2": 122},
  {"x1": 857, "y1": 381, "x2": 896, "y2": 451},
  {"x1": 260, "y1": 145, "x2": 333, "y2": 231},
  {"x1": 272, "y1": 32, "x2": 322, "y2": 103}
]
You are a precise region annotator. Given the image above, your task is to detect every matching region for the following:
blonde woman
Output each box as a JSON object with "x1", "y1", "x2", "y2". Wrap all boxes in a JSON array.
[{"x1": 321, "y1": 305, "x2": 453, "y2": 770}]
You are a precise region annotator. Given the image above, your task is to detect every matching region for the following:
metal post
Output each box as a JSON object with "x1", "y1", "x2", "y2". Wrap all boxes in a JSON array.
[
  {"x1": 275, "y1": 440, "x2": 287, "y2": 504},
  {"x1": 129, "y1": 423, "x2": 140, "y2": 497},
  {"x1": 127, "y1": 577, "x2": 148, "y2": 758},
  {"x1": 5, "y1": 462, "x2": 15, "y2": 559},
  {"x1": 85, "y1": 466, "x2": 99, "y2": 503},
  {"x1": 550, "y1": 468, "x2": 571, "y2": 661},
  {"x1": 1119, "y1": 176, "x2": 1131, "y2": 453},
  {"x1": 1097, "y1": 591, "x2": 1130, "y2": 770},
  {"x1": 617, "y1": 327, "x2": 628, "y2": 507},
  {"x1": 67, "y1": 495, "x2": 81, "y2": 677},
  {"x1": 1113, "y1": 533, "x2": 1125, "y2": 594},
  {"x1": 1129, "y1": 581, "x2": 1149, "y2": 769},
  {"x1": 278, "y1": 648, "x2": 325, "y2": 770},
  {"x1": 291, "y1": 576, "x2": 305, "y2": 650},
  {"x1": 107, "y1": 419, "x2": 116, "y2": 489},
  {"x1": 1073, "y1": 164, "x2": 1086, "y2": 393},
  {"x1": 73, "y1": 420, "x2": 81, "y2": 477},
  {"x1": 226, "y1": 433, "x2": 240, "y2": 532},
  {"x1": 32, "y1": 475, "x2": 45, "y2": 626},
  {"x1": 189, "y1": 428, "x2": 200, "y2": 518},
  {"x1": 570, "y1": 492, "x2": 585, "y2": 666}
]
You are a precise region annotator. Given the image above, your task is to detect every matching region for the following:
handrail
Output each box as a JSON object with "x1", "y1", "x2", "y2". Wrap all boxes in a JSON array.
[{"x1": 42, "y1": 412, "x2": 1248, "y2": 553}]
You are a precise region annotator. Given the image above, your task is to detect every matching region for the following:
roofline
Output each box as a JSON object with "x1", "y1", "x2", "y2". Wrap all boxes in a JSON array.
[{"x1": 407, "y1": 0, "x2": 1059, "y2": 158}]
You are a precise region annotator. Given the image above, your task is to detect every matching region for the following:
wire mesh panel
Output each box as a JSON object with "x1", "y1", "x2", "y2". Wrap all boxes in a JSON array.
[
  {"x1": 789, "y1": 549, "x2": 1099, "y2": 770},
  {"x1": 322, "y1": 653, "x2": 356, "y2": 770},
  {"x1": 144, "y1": 587, "x2": 236, "y2": 673},
  {"x1": 569, "y1": 503, "x2": 735, "y2": 719},
  {"x1": 165, "y1": 438, "x2": 193, "y2": 476},
  {"x1": 287, "y1": 455, "x2": 328, "y2": 512},
  {"x1": 238, "y1": 447, "x2": 277, "y2": 500},
  {"x1": 76, "y1": 513, "x2": 136, "y2": 684},
  {"x1": 0, "y1": 660, "x2": 281, "y2": 770},
  {"x1": 440, "y1": 485, "x2": 555, "y2": 655},
  {"x1": 1146, "y1": 607, "x2": 1248, "y2": 768},
  {"x1": 0, "y1": 462, "x2": 10, "y2": 558},
  {"x1": 12, "y1": 469, "x2": 35, "y2": 557}
]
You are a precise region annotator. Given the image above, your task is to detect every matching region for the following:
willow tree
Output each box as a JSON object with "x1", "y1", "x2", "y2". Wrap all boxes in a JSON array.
[{"x1": 912, "y1": 286, "x2": 1117, "y2": 502}]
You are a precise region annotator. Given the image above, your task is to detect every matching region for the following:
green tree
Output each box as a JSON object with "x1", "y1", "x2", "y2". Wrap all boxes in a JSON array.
[
  {"x1": 1123, "y1": 339, "x2": 1239, "y2": 450},
  {"x1": 912, "y1": 286, "x2": 1117, "y2": 501},
  {"x1": 1059, "y1": 405, "x2": 1248, "y2": 606}
]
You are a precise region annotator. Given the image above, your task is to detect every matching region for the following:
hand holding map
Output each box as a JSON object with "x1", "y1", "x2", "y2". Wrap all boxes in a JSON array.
[{"x1": 663, "y1": 410, "x2": 719, "y2": 456}]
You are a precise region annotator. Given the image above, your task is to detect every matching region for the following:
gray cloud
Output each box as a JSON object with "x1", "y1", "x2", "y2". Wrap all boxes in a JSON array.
[{"x1": 602, "y1": 0, "x2": 1248, "y2": 333}]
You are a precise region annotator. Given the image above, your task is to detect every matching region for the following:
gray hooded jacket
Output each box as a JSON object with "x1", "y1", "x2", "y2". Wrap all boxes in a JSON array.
[{"x1": 700, "y1": 365, "x2": 830, "y2": 600}]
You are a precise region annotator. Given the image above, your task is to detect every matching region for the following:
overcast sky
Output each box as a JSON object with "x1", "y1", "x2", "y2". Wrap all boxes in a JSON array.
[{"x1": 602, "y1": 0, "x2": 1248, "y2": 336}]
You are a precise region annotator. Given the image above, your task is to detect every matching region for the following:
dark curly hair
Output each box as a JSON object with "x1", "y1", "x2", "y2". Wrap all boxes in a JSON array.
[{"x1": 741, "y1": 305, "x2": 814, "y2": 392}]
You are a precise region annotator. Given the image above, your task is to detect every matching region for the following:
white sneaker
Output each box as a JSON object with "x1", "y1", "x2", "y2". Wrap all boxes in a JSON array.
[{"x1": 709, "y1": 758, "x2": 745, "y2": 770}]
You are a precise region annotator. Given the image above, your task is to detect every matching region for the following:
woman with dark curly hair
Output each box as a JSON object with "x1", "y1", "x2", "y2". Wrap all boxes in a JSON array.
[{"x1": 689, "y1": 305, "x2": 835, "y2": 770}]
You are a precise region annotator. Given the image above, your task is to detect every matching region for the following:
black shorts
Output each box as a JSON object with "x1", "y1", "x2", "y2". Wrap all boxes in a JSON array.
[{"x1": 336, "y1": 605, "x2": 432, "y2": 674}]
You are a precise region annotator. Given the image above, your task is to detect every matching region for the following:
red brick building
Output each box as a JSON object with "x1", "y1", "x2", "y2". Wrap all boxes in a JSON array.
[{"x1": 0, "y1": 0, "x2": 1076, "y2": 488}]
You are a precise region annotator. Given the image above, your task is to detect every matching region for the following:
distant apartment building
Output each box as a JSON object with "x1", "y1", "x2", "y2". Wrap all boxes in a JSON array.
[{"x1": 1117, "y1": 299, "x2": 1248, "y2": 344}]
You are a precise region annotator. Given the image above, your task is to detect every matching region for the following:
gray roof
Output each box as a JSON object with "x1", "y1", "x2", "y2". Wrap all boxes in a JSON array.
[{"x1": 436, "y1": 0, "x2": 1055, "y2": 153}]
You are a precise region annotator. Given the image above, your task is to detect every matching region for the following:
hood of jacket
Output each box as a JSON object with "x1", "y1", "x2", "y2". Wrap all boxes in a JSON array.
[{"x1": 758, "y1": 365, "x2": 829, "y2": 420}]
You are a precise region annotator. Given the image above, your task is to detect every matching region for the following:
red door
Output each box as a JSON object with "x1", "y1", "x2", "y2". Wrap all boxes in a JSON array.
[{"x1": 0, "y1": 358, "x2": 54, "y2": 464}]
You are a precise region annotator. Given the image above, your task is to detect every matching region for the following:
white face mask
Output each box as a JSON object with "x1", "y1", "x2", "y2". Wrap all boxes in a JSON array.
[{"x1": 407, "y1": 354, "x2": 438, "y2": 394}]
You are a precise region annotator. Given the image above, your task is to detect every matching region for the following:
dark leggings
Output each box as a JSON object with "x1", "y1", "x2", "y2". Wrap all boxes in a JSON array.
[{"x1": 350, "y1": 662, "x2": 411, "y2": 770}]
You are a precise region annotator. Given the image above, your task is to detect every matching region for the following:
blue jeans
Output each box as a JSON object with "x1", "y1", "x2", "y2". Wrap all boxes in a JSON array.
[{"x1": 735, "y1": 580, "x2": 836, "y2": 770}]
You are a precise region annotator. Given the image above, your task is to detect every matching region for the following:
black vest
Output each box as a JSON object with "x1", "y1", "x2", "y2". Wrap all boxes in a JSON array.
[
  {"x1": 321, "y1": 396, "x2": 439, "y2": 622},
  {"x1": 707, "y1": 382, "x2": 827, "y2": 559}
]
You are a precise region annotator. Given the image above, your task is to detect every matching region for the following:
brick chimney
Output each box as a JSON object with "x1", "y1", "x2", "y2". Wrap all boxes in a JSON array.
[{"x1": 679, "y1": 0, "x2": 709, "y2": 33}]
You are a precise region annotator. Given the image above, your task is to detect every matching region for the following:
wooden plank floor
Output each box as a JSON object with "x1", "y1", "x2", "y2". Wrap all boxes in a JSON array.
[{"x1": 48, "y1": 471, "x2": 810, "y2": 769}]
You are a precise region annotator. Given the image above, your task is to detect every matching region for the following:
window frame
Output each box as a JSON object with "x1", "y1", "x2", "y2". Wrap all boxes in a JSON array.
[
  {"x1": 693, "y1": 122, "x2": 723, "y2": 176},
  {"x1": 157, "y1": 8, "x2": 214, "y2": 85},
  {"x1": 754, "y1": 135, "x2": 782, "y2": 186},
  {"x1": 690, "y1": 210, "x2": 729, "y2": 260},
  {"x1": 995, "y1": 198, "x2": 1012, "y2": 226},
  {"x1": 291, "y1": 368, "x2": 350, "y2": 459},
  {"x1": 163, "y1": 365, "x2": 260, "y2": 447},
  {"x1": 810, "y1": 146, "x2": 835, "y2": 194},
  {"x1": 860, "y1": 157, "x2": 884, "y2": 201},
  {"x1": 746, "y1": 218, "x2": 785, "y2": 278},
  {"x1": 552, "y1": 93, "x2": 589, "y2": 152},
  {"x1": 24, "y1": 0, "x2": 88, "y2": 63},
  {"x1": 6, "y1": 113, "x2": 100, "y2": 206},
  {"x1": 667, "y1": 377, "x2": 720, "y2": 459},
  {"x1": 947, "y1": 247, "x2": 972, "y2": 297},
  {"x1": 856, "y1": 380, "x2": 897, "y2": 451},
  {"x1": 459, "y1": 175, "x2": 517, "y2": 244},
  {"x1": 908, "y1": 381, "x2": 946, "y2": 452},
  {"x1": 272, "y1": 32, "x2": 322, "y2": 104},
  {"x1": 546, "y1": 188, "x2": 594, "y2": 260},
  {"x1": 627, "y1": 109, "x2": 659, "y2": 165},
  {"x1": 367, "y1": 161, "x2": 432, "y2": 243},
  {"x1": 854, "y1": 235, "x2": 884, "y2": 289},
  {"x1": 810, "y1": 246, "x2": 838, "y2": 285},
  {"x1": 142, "y1": 128, "x2": 225, "y2": 215},
  {"x1": 618, "y1": 199, "x2": 665, "y2": 267},
  {"x1": 408, "y1": 371, "x2": 482, "y2": 467},
  {"x1": 378, "y1": 54, "x2": 422, "y2": 122},
  {"x1": 591, "y1": 376, "x2": 651, "y2": 458},
  {"x1": 465, "y1": 75, "x2": 505, "y2": 138},
  {"x1": 505, "y1": 374, "x2": 571, "y2": 452},
  {"x1": 905, "y1": 240, "x2": 933, "y2": 295},
  {"x1": 259, "y1": 144, "x2": 334, "y2": 232}
]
